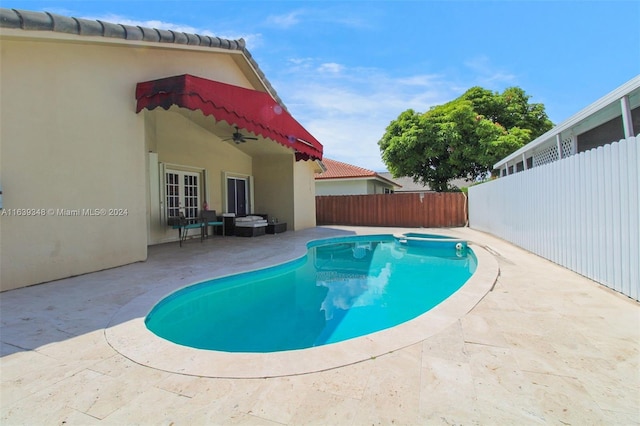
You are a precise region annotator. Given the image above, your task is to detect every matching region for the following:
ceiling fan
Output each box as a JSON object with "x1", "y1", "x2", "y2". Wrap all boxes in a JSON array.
[{"x1": 224, "y1": 126, "x2": 258, "y2": 144}]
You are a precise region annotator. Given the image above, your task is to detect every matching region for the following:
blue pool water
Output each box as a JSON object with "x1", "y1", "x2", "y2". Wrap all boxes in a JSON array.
[{"x1": 145, "y1": 235, "x2": 476, "y2": 353}]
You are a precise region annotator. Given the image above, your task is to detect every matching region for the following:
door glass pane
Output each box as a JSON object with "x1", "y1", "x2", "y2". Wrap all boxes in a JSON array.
[
  {"x1": 184, "y1": 174, "x2": 199, "y2": 220},
  {"x1": 166, "y1": 172, "x2": 180, "y2": 218},
  {"x1": 227, "y1": 179, "x2": 237, "y2": 214},
  {"x1": 227, "y1": 177, "x2": 249, "y2": 216},
  {"x1": 236, "y1": 179, "x2": 247, "y2": 216},
  {"x1": 166, "y1": 170, "x2": 200, "y2": 222}
]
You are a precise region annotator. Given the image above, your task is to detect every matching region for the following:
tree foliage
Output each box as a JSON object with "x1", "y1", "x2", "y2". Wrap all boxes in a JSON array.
[{"x1": 378, "y1": 86, "x2": 553, "y2": 191}]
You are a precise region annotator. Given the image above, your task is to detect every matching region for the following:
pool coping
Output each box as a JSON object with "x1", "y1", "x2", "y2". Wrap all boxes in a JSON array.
[{"x1": 105, "y1": 240, "x2": 499, "y2": 378}]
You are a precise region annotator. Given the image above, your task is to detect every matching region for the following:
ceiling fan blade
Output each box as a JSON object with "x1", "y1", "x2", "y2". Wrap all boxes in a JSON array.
[{"x1": 223, "y1": 126, "x2": 257, "y2": 143}]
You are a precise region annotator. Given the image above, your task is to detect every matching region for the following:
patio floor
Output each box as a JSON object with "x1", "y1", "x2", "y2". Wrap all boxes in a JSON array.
[{"x1": 1, "y1": 226, "x2": 638, "y2": 424}]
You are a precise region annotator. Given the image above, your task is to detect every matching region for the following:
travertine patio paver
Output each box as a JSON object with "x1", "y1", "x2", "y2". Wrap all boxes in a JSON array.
[{"x1": 1, "y1": 226, "x2": 638, "y2": 424}]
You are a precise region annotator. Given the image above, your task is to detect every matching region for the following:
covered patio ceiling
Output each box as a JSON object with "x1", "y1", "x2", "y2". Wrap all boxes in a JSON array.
[
  {"x1": 135, "y1": 74, "x2": 323, "y2": 161},
  {"x1": 170, "y1": 106, "x2": 296, "y2": 159}
]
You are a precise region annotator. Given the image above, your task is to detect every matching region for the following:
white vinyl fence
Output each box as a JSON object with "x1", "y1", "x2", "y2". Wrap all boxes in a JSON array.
[{"x1": 469, "y1": 136, "x2": 639, "y2": 301}]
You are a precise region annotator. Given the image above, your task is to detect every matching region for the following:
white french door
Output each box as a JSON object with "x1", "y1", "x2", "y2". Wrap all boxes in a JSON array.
[{"x1": 165, "y1": 170, "x2": 201, "y2": 221}]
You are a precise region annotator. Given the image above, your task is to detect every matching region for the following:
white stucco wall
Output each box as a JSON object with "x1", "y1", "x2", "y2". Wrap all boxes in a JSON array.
[
  {"x1": 315, "y1": 178, "x2": 395, "y2": 196},
  {"x1": 315, "y1": 180, "x2": 369, "y2": 195},
  {"x1": 366, "y1": 180, "x2": 395, "y2": 194}
]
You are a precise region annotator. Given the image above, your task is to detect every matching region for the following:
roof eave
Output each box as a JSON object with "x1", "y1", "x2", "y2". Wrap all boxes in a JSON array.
[
  {"x1": 375, "y1": 176, "x2": 403, "y2": 188},
  {"x1": 316, "y1": 175, "x2": 401, "y2": 188}
]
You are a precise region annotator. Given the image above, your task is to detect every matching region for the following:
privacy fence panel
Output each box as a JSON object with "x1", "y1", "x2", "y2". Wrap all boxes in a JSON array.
[
  {"x1": 316, "y1": 192, "x2": 467, "y2": 228},
  {"x1": 469, "y1": 136, "x2": 639, "y2": 301}
]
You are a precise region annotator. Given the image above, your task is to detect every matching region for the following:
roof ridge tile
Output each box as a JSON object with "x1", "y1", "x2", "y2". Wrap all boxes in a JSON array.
[
  {"x1": 47, "y1": 12, "x2": 78, "y2": 34},
  {"x1": 16, "y1": 9, "x2": 51, "y2": 31},
  {"x1": 77, "y1": 17, "x2": 104, "y2": 36},
  {"x1": 0, "y1": 8, "x2": 21, "y2": 28}
]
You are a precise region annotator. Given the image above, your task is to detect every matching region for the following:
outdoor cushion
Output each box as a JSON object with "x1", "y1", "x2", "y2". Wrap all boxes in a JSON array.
[
  {"x1": 235, "y1": 220, "x2": 267, "y2": 228},
  {"x1": 236, "y1": 215, "x2": 265, "y2": 222}
]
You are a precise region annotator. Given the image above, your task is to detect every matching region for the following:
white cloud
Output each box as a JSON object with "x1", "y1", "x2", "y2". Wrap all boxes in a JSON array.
[
  {"x1": 396, "y1": 74, "x2": 442, "y2": 87},
  {"x1": 264, "y1": 8, "x2": 371, "y2": 30},
  {"x1": 287, "y1": 57, "x2": 312, "y2": 67},
  {"x1": 273, "y1": 60, "x2": 462, "y2": 171},
  {"x1": 46, "y1": 7, "x2": 78, "y2": 17},
  {"x1": 464, "y1": 55, "x2": 517, "y2": 88},
  {"x1": 265, "y1": 11, "x2": 303, "y2": 28},
  {"x1": 317, "y1": 62, "x2": 344, "y2": 74}
]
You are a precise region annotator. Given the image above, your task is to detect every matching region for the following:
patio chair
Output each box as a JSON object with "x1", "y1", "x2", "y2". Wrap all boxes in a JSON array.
[
  {"x1": 201, "y1": 210, "x2": 224, "y2": 237},
  {"x1": 169, "y1": 212, "x2": 204, "y2": 247}
]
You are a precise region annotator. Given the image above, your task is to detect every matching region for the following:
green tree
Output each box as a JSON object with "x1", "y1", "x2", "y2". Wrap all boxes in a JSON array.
[{"x1": 379, "y1": 86, "x2": 553, "y2": 191}]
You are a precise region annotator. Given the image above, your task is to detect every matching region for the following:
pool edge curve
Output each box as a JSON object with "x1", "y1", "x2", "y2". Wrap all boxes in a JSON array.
[{"x1": 105, "y1": 240, "x2": 499, "y2": 378}]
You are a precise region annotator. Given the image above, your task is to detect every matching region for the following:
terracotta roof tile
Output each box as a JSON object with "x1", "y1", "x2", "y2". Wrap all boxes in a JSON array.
[
  {"x1": 315, "y1": 158, "x2": 377, "y2": 179},
  {"x1": 316, "y1": 158, "x2": 401, "y2": 188}
]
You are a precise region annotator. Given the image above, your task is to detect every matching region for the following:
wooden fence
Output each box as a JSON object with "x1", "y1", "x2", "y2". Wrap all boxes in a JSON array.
[{"x1": 316, "y1": 192, "x2": 468, "y2": 228}]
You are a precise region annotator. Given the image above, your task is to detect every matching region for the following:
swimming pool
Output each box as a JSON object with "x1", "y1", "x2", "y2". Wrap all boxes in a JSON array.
[{"x1": 145, "y1": 235, "x2": 476, "y2": 353}]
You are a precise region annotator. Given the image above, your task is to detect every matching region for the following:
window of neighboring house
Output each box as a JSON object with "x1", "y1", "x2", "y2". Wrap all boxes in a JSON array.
[
  {"x1": 384, "y1": 188, "x2": 393, "y2": 194},
  {"x1": 575, "y1": 106, "x2": 639, "y2": 153},
  {"x1": 526, "y1": 157, "x2": 533, "y2": 169},
  {"x1": 165, "y1": 169, "x2": 201, "y2": 221}
]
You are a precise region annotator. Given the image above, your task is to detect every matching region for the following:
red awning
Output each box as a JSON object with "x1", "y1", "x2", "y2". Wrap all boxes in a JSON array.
[{"x1": 135, "y1": 74, "x2": 323, "y2": 161}]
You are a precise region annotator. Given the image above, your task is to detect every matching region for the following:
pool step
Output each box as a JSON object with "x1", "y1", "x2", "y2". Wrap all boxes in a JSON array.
[{"x1": 394, "y1": 233, "x2": 468, "y2": 250}]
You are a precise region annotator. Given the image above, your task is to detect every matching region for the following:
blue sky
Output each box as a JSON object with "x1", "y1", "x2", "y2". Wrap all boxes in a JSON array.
[{"x1": 5, "y1": 0, "x2": 639, "y2": 171}]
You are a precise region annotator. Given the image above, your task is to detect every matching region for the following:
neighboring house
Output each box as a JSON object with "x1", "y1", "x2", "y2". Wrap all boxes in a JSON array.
[
  {"x1": 0, "y1": 9, "x2": 323, "y2": 291},
  {"x1": 315, "y1": 158, "x2": 401, "y2": 195},
  {"x1": 378, "y1": 173, "x2": 469, "y2": 193},
  {"x1": 469, "y1": 75, "x2": 639, "y2": 301},
  {"x1": 494, "y1": 76, "x2": 640, "y2": 176}
]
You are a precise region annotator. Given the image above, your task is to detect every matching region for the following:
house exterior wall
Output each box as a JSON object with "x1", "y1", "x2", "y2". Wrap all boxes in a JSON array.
[
  {"x1": 366, "y1": 180, "x2": 394, "y2": 194},
  {"x1": 1, "y1": 38, "x2": 150, "y2": 290},
  {"x1": 315, "y1": 180, "x2": 369, "y2": 195},
  {"x1": 315, "y1": 179, "x2": 394, "y2": 196},
  {"x1": 577, "y1": 106, "x2": 640, "y2": 152},
  {"x1": 253, "y1": 155, "x2": 295, "y2": 227},
  {"x1": 495, "y1": 77, "x2": 639, "y2": 176},
  {"x1": 293, "y1": 160, "x2": 318, "y2": 230},
  {"x1": 0, "y1": 32, "x2": 315, "y2": 291}
]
